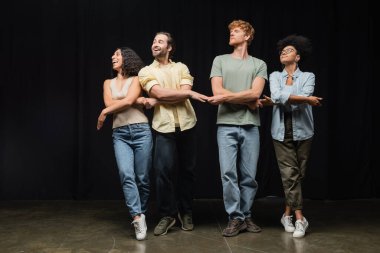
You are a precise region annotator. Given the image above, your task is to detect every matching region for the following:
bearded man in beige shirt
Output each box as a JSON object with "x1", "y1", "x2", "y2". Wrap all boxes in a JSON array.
[{"x1": 139, "y1": 31, "x2": 209, "y2": 236}]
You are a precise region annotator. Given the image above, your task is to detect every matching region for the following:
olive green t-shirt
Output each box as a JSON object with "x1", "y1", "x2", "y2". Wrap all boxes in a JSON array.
[{"x1": 210, "y1": 54, "x2": 268, "y2": 126}]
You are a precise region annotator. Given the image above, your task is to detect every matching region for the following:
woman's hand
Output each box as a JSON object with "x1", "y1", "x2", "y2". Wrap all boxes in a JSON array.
[
  {"x1": 144, "y1": 98, "x2": 159, "y2": 109},
  {"x1": 97, "y1": 110, "x2": 107, "y2": 130}
]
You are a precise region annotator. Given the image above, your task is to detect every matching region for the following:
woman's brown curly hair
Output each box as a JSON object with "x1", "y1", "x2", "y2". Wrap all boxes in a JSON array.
[{"x1": 115, "y1": 47, "x2": 145, "y2": 77}]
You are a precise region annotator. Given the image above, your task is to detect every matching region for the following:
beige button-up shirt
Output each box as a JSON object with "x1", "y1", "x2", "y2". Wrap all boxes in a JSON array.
[{"x1": 138, "y1": 60, "x2": 197, "y2": 133}]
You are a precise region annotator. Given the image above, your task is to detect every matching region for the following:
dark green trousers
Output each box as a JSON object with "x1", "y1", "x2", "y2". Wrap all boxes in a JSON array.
[{"x1": 273, "y1": 113, "x2": 312, "y2": 210}]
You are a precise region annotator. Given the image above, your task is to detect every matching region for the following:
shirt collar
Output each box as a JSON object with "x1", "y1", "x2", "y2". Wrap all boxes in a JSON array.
[
  {"x1": 152, "y1": 59, "x2": 173, "y2": 67},
  {"x1": 281, "y1": 67, "x2": 302, "y2": 78}
]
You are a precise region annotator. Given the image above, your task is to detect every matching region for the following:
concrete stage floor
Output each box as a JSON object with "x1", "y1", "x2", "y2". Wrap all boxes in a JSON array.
[{"x1": 1, "y1": 197, "x2": 379, "y2": 253}]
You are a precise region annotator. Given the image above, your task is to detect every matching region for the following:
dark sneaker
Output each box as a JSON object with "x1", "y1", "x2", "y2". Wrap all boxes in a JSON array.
[
  {"x1": 222, "y1": 219, "x2": 247, "y2": 237},
  {"x1": 178, "y1": 212, "x2": 194, "y2": 231},
  {"x1": 154, "y1": 216, "x2": 176, "y2": 236},
  {"x1": 245, "y1": 217, "x2": 262, "y2": 233}
]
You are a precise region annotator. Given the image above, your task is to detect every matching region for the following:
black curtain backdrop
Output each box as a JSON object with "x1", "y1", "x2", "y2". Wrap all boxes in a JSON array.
[{"x1": 0, "y1": 0, "x2": 376, "y2": 200}]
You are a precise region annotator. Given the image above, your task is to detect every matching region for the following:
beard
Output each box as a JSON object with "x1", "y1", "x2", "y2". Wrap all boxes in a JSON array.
[
  {"x1": 153, "y1": 51, "x2": 167, "y2": 58},
  {"x1": 152, "y1": 46, "x2": 169, "y2": 58}
]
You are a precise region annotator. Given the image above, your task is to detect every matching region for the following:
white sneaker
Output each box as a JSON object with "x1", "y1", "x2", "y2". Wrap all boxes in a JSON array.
[
  {"x1": 293, "y1": 217, "x2": 309, "y2": 238},
  {"x1": 281, "y1": 214, "x2": 295, "y2": 232},
  {"x1": 132, "y1": 214, "x2": 147, "y2": 240}
]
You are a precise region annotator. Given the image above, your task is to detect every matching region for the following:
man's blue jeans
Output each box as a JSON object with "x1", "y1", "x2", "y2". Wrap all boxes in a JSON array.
[
  {"x1": 112, "y1": 123, "x2": 152, "y2": 217},
  {"x1": 217, "y1": 125, "x2": 260, "y2": 220}
]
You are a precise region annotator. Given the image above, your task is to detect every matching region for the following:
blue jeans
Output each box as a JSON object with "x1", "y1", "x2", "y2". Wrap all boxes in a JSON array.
[
  {"x1": 112, "y1": 123, "x2": 153, "y2": 217},
  {"x1": 154, "y1": 127, "x2": 197, "y2": 218},
  {"x1": 217, "y1": 125, "x2": 260, "y2": 220}
]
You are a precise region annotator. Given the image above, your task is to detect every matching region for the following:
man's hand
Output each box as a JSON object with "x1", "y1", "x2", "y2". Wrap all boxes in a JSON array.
[
  {"x1": 208, "y1": 94, "x2": 226, "y2": 105},
  {"x1": 144, "y1": 98, "x2": 159, "y2": 109},
  {"x1": 246, "y1": 99, "x2": 262, "y2": 110},
  {"x1": 259, "y1": 95, "x2": 274, "y2": 106},
  {"x1": 189, "y1": 91, "x2": 209, "y2": 102},
  {"x1": 135, "y1": 97, "x2": 147, "y2": 105}
]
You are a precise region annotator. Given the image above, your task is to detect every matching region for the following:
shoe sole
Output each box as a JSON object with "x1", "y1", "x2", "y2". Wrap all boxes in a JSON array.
[
  {"x1": 246, "y1": 227, "x2": 262, "y2": 233},
  {"x1": 136, "y1": 234, "x2": 147, "y2": 241},
  {"x1": 293, "y1": 224, "x2": 309, "y2": 238},
  {"x1": 154, "y1": 219, "x2": 176, "y2": 236},
  {"x1": 178, "y1": 213, "x2": 194, "y2": 231}
]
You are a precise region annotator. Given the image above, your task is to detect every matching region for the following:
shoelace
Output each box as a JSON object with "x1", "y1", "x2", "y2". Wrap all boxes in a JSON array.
[
  {"x1": 133, "y1": 220, "x2": 143, "y2": 233},
  {"x1": 228, "y1": 219, "x2": 240, "y2": 228},
  {"x1": 285, "y1": 215, "x2": 293, "y2": 225},
  {"x1": 295, "y1": 221, "x2": 305, "y2": 232}
]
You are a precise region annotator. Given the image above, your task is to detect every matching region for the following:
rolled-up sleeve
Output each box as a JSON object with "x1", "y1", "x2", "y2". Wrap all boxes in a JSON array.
[
  {"x1": 270, "y1": 72, "x2": 290, "y2": 105},
  {"x1": 179, "y1": 63, "x2": 193, "y2": 86},
  {"x1": 138, "y1": 67, "x2": 158, "y2": 92},
  {"x1": 289, "y1": 72, "x2": 315, "y2": 110},
  {"x1": 299, "y1": 73, "x2": 315, "y2": 96}
]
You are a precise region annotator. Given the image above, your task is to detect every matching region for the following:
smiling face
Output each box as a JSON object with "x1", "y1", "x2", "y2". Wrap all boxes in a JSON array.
[
  {"x1": 279, "y1": 46, "x2": 300, "y2": 65},
  {"x1": 151, "y1": 33, "x2": 171, "y2": 59},
  {"x1": 111, "y1": 49, "x2": 123, "y2": 71}
]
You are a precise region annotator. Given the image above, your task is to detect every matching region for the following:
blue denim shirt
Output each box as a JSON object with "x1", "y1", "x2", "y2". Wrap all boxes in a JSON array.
[{"x1": 269, "y1": 68, "x2": 315, "y2": 141}]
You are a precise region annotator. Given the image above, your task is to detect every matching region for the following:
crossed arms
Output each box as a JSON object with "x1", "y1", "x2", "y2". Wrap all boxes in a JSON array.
[{"x1": 209, "y1": 76, "x2": 266, "y2": 110}]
